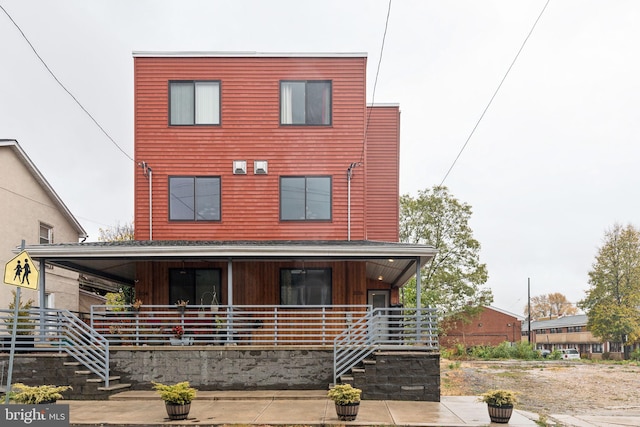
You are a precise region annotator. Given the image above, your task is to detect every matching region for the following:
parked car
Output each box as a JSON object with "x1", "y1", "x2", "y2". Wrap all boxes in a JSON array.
[
  {"x1": 559, "y1": 349, "x2": 580, "y2": 360},
  {"x1": 538, "y1": 349, "x2": 551, "y2": 358}
]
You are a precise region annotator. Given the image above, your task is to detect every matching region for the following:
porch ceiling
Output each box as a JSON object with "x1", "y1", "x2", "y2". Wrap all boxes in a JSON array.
[{"x1": 19, "y1": 240, "x2": 437, "y2": 288}]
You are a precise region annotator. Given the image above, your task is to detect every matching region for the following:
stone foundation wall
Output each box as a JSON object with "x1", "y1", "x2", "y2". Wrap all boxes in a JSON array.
[
  {"x1": 109, "y1": 346, "x2": 335, "y2": 390},
  {"x1": 0, "y1": 354, "x2": 110, "y2": 400},
  {"x1": 352, "y1": 351, "x2": 440, "y2": 401}
]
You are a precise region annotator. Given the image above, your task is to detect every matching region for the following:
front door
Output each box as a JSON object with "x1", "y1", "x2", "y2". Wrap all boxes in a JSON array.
[{"x1": 367, "y1": 290, "x2": 390, "y2": 341}]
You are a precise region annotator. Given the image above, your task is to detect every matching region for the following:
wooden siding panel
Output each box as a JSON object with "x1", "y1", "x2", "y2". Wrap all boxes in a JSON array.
[
  {"x1": 134, "y1": 56, "x2": 374, "y2": 241},
  {"x1": 136, "y1": 260, "x2": 369, "y2": 306},
  {"x1": 365, "y1": 106, "x2": 400, "y2": 242}
]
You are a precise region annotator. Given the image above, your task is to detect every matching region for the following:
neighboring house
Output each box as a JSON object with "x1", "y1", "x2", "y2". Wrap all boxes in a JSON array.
[
  {"x1": 523, "y1": 314, "x2": 633, "y2": 360},
  {"x1": 20, "y1": 53, "x2": 439, "y2": 398},
  {"x1": 439, "y1": 306, "x2": 523, "y2": 349},
  {"x1": 0, "y1": 139, "x2": 87, "y2": 312}
]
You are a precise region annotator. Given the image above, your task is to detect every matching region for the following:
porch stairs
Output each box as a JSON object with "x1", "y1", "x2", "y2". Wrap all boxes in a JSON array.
[{"x1": 63, "y1": 359, "x2": 132, "y2": 399}]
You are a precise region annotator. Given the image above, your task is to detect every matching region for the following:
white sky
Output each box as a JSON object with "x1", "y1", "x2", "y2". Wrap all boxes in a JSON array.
[{"x1": 2, "y1": 0, "x2": 639, "y2": 316}]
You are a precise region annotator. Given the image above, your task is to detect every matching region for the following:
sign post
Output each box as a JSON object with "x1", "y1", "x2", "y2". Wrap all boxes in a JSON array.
[{"x1": 3, "y1": 243, "x2": 39, "y2": 404}]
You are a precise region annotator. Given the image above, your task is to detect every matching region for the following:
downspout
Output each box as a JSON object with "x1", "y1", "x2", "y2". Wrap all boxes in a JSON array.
[
  {"x1": 139, "y1": 162, "x2": 153, "y2": 240},
  {"x1": 148, "y1": 166, "x2": 153, "y2": 241}
]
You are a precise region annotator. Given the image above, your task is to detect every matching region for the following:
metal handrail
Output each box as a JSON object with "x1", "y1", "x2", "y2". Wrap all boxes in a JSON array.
[
  {"x1": 89, "y1": 304, "x2": 371, "y2": 346},
  {"x1": 333, "y1": 307, "x2": 439, "y2": 384},
  {"x1": 0, "y1": 308, "x2": 110, "y2": 387}
]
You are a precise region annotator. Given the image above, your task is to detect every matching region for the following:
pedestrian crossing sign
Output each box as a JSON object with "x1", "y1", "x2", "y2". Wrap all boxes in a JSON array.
[{"x1": 4, "y1": 251, "x2": 39, "y2": 290}]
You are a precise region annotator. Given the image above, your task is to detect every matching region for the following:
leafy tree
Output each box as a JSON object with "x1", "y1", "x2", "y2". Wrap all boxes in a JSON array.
[
  {"x1": 579, "y1": 223, "x2": 640, "y2": 352},
  {"x1": 524, "y1": 292, "x2": 577, "y2": 320},
  {"x1": 98, "y1": 221, "x2": 134, "y2": 242},
  {"x1": 400, "y1": 186, "x2": 492, "y2": 321},
  {"x1": 99, "y1": 221, "x2": 135, "y2": 304}
]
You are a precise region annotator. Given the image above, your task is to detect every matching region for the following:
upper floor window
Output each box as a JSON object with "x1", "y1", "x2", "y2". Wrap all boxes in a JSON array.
[
  {"x1": 280, "y1": 176, "x2": 331, "y2": 220},
  {"x1": 169, "y1": 81, "x2": 220, "y2": 125},
  {"x1": 280, "y1": 81, "x2": 331, "y2": 125},
  {"x1": 169, "y1": 176, "x2": 220, "y2": 221},
  {"x1": 280, "y1": 268, "x2": 332, "y2": 305},
  {"x1": 39, "y1": 223, "x2": 53, "y2": 244}
]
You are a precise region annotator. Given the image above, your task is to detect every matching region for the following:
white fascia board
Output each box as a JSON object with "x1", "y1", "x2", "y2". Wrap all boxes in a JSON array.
[{"x1": 132, "y1": 51, "x2": 367, "y2": 58}]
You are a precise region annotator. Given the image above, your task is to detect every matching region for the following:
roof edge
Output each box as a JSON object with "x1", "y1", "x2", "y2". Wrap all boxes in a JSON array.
[{"x1": 132, "y1": 51, "x2": 368, "y2": 58}]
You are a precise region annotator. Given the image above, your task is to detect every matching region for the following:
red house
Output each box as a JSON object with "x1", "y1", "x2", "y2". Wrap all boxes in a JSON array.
[{"x1": 20, "y1": 53, "x2": 439, "y2": 399}]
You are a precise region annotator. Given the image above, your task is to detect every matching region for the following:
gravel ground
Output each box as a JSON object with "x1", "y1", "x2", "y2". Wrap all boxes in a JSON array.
[{"x1": 441, "y1": 359, "x2": 640, "y2": 417}]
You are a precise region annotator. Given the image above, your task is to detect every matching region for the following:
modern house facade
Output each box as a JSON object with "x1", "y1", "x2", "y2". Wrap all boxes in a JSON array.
[{"x1": 12, "y1": 53, "x2": 440, "y2": 400}]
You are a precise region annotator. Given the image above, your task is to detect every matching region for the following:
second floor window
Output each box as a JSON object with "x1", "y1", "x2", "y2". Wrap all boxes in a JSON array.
[
  {"x1": 169, "y1": 81, "x2": 220, "y2": 125},
  {"x1": 280, "y1": 176, "x2": 331, "y2": 220},
  {"x1": 169, "y1": 176, "x2": 221, "y2": 221},
  {"x1": 280, "y1": 81, "x2": 331, "y2": 125},
  {"x1": 39, "y1": 223, "x2": 53, "y2": 244}
]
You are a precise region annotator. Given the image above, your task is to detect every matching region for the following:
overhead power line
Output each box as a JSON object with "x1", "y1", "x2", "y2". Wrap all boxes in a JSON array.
[
  {"x1": 360, "y1": 0, "x2": 393, "y2": 165},
  {"x1": 440, "y1": 0, "x2": 551, "y2": 186},
  {"x1": 0, "y1": 4, "x2": 134, "y2": 162}
]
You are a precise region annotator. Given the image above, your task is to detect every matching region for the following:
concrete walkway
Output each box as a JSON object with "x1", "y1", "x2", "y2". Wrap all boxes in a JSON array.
[{"x1": 66, "y1": 390, "x2": 540, "y2": 426}]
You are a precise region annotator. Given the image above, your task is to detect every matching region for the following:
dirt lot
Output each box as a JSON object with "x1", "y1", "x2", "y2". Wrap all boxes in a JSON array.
[{"x1": 441, "y1": 359, "x2": 640, "y2": 417}]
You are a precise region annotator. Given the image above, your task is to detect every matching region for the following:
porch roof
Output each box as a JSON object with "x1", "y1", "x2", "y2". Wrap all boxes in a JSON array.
[{"x1": 19, "y1": 240, "x2": 437, "y2": 288}]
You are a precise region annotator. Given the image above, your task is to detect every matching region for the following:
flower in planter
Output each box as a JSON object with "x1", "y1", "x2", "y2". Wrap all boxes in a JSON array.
[
  {"x1": 131, "y1": 299, "x2": 143, "y2": 310},
  {"x1": 172, "y1": 325, "x2": 185, "y2": 339}
]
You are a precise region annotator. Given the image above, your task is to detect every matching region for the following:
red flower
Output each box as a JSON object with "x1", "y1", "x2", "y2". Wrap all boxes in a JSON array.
[{"x1": 172, "y1": 325, "x2": 184, "y2": 338}]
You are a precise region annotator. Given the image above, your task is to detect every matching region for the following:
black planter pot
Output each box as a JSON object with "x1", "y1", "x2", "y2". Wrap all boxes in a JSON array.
[
  {"x1": 335, "y1": 402, "x2": 359, "y2": 421},
  {"x1": 487, "y1": 404, "x2": 513, "y2": 423},
  {"x1": 165, "y1": 402, "x2": 191, "y2": 420}
]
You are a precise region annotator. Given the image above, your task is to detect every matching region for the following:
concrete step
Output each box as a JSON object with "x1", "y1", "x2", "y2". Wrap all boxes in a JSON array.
[
  {"x1": 86, "y1": 376, "x2": 121, "y2": 384},
  {"x1": 98, "y1": 383, "x2": 132, "y2": 392},
  {"x1": 109, "y1": 390, "x2": 327, "y2": 401}
]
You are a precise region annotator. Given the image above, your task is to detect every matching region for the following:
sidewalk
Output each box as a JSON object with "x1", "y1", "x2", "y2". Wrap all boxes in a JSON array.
[{"x1": 66, "y1": 390, "x2": 540, "y2": 426}]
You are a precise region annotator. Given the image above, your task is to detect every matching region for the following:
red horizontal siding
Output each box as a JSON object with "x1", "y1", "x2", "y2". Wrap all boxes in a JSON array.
[
  {"x1": 134, "y1": 56, "x2": 382, "y2": 241},
  {"x1": 365, "y1": 106, "x2": 400, "y2": 242}
]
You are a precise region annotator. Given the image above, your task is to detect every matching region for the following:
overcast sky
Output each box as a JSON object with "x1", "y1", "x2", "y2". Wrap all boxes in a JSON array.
[{"x1": 2, "y1": 0, "x2": 639, "y2": 315}]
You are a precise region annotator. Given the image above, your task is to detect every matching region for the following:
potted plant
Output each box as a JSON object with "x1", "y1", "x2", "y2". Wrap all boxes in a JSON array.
[
  {"x1": 130, "y1": 298, "x2": 143, "y2": 312},
  {"x1": 169, "y1": 325, "x2": 193, "y2": 346},
  {"x1": 152, "y1": 381, "x2": 197, "y2": 420},
  {"x1": 175, "y1": 299, "x2": 189, "y2": 314},
  {"x1": 9, "y1": 383, "x2": 72, "y2": 404},
  {"x1": 327, "y1": 383, "x2": 362, "y2": 421},
  {"x1": 478, "y1": 389, "x2": 519, "y2": 423}
]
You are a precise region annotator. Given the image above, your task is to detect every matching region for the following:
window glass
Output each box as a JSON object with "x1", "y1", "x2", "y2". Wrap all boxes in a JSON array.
[
  {"x1": 170, "y1": 82, "x2": 194, "y2": 125},
  {"x1": 280, "y1": 268, "x2": 331, "y2": 305},
  {"x1": 195, "y1": 82, "x2": 220, "y2": 124},
  {"x1": 169, "y1": 177, "x2": 195, "y2": 220},
  {"x1": 280, "y1": 81, "x2": 331, "y2": 125},
  {"x1": 306, "y1": 177, "x2": 331, "y2": 219},
  {"x1": 195, "y1": 177, "x2": 220, "y2": 220},
  {"x1": 170, "y1": 176, "x2": 220, "y2": 221},
  {"x1": 169, "y1": 268, "x2": 221, "y2": 306},
  {"x1": 280, "y1": 177, "x2": 306, "y2": 220},
  {"x1": 39, "y1": 223, "x2": 53, "y2": 244},
  {"x1": 280, "y1": 177, "x2": 331, "y2": 220},
  {"x1": 170, "y1": 81, "x2": 220, "y2": 125}
]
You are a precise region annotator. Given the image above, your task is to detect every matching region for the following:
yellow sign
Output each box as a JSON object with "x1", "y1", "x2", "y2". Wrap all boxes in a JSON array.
[{"x1": 4, "y1": 251, "x2": 39, "y2": 290}]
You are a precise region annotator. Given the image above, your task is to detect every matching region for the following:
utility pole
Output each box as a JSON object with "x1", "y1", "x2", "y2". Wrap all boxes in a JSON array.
[{"x1": 528, "y1": 278, "x2": 531, "y2": 344}]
